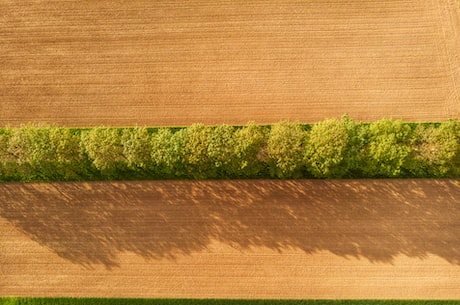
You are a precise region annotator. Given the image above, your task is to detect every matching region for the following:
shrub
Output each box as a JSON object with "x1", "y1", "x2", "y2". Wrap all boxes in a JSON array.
[
  {"x1": 49, "y1": 128, "x2": 81, "y2": 163},
  {"x1": 410, "y1": 120, "x2": 460, "y2": 177},
  {"x1": 305, "y1": 118, "x2": 349, "y2": 178},
  {"x1": 80, "y1": 127, "x2": 124, "y2": 172},
  {"x1": 267, "y1": 121, "x2": 306, "y2": 178},
  {"x1": 232, "y1": 123, "x2": 268, "y2": 177},
  {"x1": 4, "y1": 126, "x2": 53, "y2": 180},
  {"x1": 0, "y1": 129, "x2": 14, "y2": 180},
  {"x1": 206, "y1": 124, "x2": 236, "y2": 177},
  {"x1": 183, "y1": 124, "x2": 214, "y2": 179},
  {"x1": 122, "y1": 127, "x2": 151, "y2": 170},
  {"x1": 341, "y1": 115, "x2": 369, "y2": 177},
  {"x1": 6, "y1": 125, "x2": 55, "y2": 166},
  {"x1": 151, "y1": 128, "x2": 187, "y2": 177},
  {"x1": 364, "y1": 118, "x2": 412, "y2": 177},
  {"x1": 0, "y1": 129, "x2": 12, "y2": 162}
]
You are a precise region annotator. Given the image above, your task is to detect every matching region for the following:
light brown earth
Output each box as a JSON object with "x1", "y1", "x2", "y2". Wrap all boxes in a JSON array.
[
  {"x1": 1, "y1": 0, "x2": 459, "y2": 127},
  {"x1": 1, "y1": 179, "x2": 459, "y2": 299},
  {"x1": 1, "y1": 0, "x2": 460, "y2": 300}
]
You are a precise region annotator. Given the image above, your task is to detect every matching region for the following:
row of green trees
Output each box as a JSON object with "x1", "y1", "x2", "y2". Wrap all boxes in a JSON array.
[{"x1": 0, "y1": 117, "x2": 458, "y2": 181}]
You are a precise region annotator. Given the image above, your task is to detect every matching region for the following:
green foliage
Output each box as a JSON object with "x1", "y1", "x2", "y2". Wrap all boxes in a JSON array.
[
  {"x1": 80, "y1": 127, "x2": 124, "y2": 172},
  {"x1": 151, "y1": 128, "x2": 187, "y2": 177},
  {"x1": 182, "y1": 124, "x2": 239, "y2": 178},
  {"x1": 267, "y1": 121, "x2": 306, "y2": 178},
  {"x1": 183, "y1": 124, "x2": 214, "y2": 179},
  {"x1": 122, "y1": 127, "x2": 151, "y2": 170},
  {"x1": 0, "y1": 129, "x2": 13, "y2": 177},
  {"x1": 410, "y1": 121, "x2": 459, "y2": 177},
  {"x1": 232, "y1": 123, "x2": 268, "y2": 177},
  {"x1": 305, "y1": 118, "x2": 349, "y2": 178},
  {"x1": 365, "y1": 118, "x2": 413, "y2": 177},
  {"x1": 46, "y1": 127, "x2": 84, "y2": 181},
  {"x1": 340, "y1": 115, "x2": 368, "y2": 177},
  {"x1": 0, "y1": 118, "x2": 458, "y2": 182},
  {"x1": 49, "y1": 128, "x2": 81, "y2": 164},
  {"x1": 206, "y1": 124, "x2": 236, "y2": 177},
  {"x1": 0, "y1": 125, "x2": 82, "y2": 181},
  {"x1": 6, "y1": 125, "x2": 56, "y2": 166}
]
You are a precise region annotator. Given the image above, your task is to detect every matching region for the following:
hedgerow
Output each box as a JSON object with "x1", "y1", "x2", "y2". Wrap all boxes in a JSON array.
[{"x1": 0, "y1": 117, "x2": 458, "y2": 182}]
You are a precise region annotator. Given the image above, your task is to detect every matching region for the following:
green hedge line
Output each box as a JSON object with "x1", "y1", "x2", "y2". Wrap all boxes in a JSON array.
[
  {"x1": 0, "y1": 116, "x2": 458, "y2": 182},
  {"x1": 1, "y1": 299, "x2": 460, "y2": 305}
]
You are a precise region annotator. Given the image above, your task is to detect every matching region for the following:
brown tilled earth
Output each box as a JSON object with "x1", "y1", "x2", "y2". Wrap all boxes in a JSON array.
[
  {"x1": 1, "y1": 179, "x2": 460, "y2": 299},
  {"x1": 1, "y1": 0, "x2": 459, "y2": 127},
  {"x1": 1, "y1": 0, "x2": 460, "y2": 300}
]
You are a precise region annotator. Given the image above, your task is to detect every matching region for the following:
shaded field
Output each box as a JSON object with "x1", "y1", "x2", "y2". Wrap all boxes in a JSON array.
[
  {"x1": 1, "y1": 0, "x2": 459, "y2": 127},
  {"x1": 1, "y1": 179, "x2": 459, "y2": 299}
]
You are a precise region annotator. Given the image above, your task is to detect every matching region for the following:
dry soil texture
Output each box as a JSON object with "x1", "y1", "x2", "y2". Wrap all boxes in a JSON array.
[
  {"x1": 1, "y1": 179, "x2": 460, "y2": 299},
  {"x1": 1, "y1": 0, "x2": 460, "y2": 127}
]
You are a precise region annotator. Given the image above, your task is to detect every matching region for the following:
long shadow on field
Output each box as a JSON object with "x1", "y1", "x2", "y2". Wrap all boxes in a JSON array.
[{"x1": 0, "y1": 179, "x2": 459, "y2": 268}]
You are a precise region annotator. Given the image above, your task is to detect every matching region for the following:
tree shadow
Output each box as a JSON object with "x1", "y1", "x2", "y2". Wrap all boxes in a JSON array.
[{"x1": 0, "y1": 179, "x2": 459, "y2": 269}]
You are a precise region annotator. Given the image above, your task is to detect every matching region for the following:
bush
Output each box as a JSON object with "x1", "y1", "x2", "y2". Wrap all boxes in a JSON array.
[
  {"x1": 183, "y1": 124, "x2": 214, "y2": 179},
  {"x1": 267, "y1": 121, "x2": 306, "y2": 178},
  {"x1": 410, "y1": 120, "x2": 460, "y2": 177},
  {"x1": 151, "y1": 128, "x2": 188, "y2": 178},
  {"x1": 6, "y1": 125, "x2": 55, "y2": 166},
  {"x1": 0, "y1": 129, "x2": 11, "y2": 159},
  {"x1": 341, "y1": 115, "x2": 369, "y2": 177},
  {"x1": 0, "y1": 129, "x2": 14, "y2": 180},
  {"x1": 122, "y1": 127, "x2": 151, "y2": 170},
  {"x1": 364, "y1": 118, "x2": 413, "y2": 177},
  {"x1": 206, "y1": 124, "x2": 236, "y2": 177},
  {"x1": 0, "y1": 125, "x2": 84, "y2": 181},
  {"x1": 231, "y1": 123, "x2": 268, "y2": 177},
  {"x1": 305, "y1": 118, "x2": 349, "y2": 178},
  {"x1": 80, "y1": 128, "x2": 124, "y2": 173}
]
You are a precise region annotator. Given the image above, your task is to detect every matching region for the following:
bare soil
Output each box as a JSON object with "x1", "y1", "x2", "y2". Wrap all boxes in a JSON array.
[
  {"x1": 1, "y1": 0, "x2": 459, "y2": 127},
  {"x1": 1, "y1": 1, "x2": 460, "y2": 300},
  {"x1": 1, "y1": 179, "x2": 459, "y2": 299}
]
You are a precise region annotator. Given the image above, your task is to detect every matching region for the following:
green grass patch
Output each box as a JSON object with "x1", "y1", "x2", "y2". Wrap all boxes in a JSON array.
[{"x1": 1, "y1": 299, "x2": 460, "y2": 305}]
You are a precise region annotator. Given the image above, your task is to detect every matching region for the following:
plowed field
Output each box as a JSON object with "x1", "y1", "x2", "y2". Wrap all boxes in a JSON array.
[
  {"x1": 1, "y1": 0, "x2": 460, "y2": 300},
  {"x1": 1, "y1": 179, "x2": 460, "y2": 299},
  {"x1": 1, "y1": 0, "x2": 459, "y2": 127}
]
